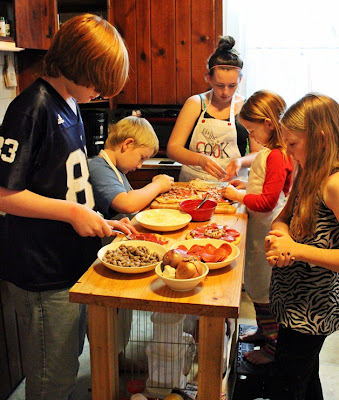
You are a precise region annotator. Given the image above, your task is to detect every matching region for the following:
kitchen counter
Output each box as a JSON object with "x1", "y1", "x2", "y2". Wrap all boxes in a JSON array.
[
  {"x1": 127, "y1": 158, "x2": 182, "y2": 188},
  {"x1": 69, "y1": 203, "x2": 248, "y2": 400},
  {"x1": 141, "y1": 157, "x2": 182, "y2": 169}
]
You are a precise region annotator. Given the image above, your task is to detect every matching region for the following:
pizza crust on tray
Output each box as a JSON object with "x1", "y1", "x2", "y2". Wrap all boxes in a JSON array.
[{"x1": 155, "y1": 179, "x2": 233, "y2": 205}]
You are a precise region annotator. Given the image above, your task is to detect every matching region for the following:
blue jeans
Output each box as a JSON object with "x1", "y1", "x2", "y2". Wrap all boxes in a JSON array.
[{"x1": 6, "y1": 282, "x2": 86, "y2": 400}]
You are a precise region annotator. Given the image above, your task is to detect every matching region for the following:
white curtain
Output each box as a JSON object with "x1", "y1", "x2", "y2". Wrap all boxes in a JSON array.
[{"x1": 223, "y1": 0, "x2": 339, "y2": 106}]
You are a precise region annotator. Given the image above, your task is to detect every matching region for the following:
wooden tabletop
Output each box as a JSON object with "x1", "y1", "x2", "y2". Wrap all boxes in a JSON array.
[{"x1": 69, "y1": 209, "x2": 247, "y2": 319}]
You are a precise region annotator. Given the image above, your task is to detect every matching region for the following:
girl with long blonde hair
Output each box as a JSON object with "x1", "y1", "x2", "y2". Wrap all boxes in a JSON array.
[{"x1": 265, "y1": 93, "x2": 339, "y2": 398}]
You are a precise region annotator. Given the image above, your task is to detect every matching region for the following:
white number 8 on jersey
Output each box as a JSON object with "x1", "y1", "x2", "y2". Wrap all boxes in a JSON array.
[{"x1": 66, "y1": 149, "x2": 95, "y2": 209}]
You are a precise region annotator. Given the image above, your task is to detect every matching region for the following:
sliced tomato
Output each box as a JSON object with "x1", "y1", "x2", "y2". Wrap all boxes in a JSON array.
[
  {"x1": 176, "y1": 245, "x2": 188, "y2": 252},
  {"x1": 200, "y1": 252, "x2": 221, "y2": 263},
  {"x1": 220, "y1": 243, "x2": 233, "y2": 256},
  {"x1": 204, "y1": 243, "x2": 217, "y2": 254},
  {"x1": 214, "y1": 247, "x2": 229, "y2": 261},
  {"x1": 188, "y1": 244, "x2": 205, "y2": 254}
]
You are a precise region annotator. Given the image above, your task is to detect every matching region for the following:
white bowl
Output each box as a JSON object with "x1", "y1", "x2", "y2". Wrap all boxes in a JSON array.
[
  {"x1": 98, "y1": 240, "x2": 167, "y2": 274},
  {"x1": 171, "y1": 238, "x2": 240, "y2": 270},
  {"x1": 155, "y1": 262, "x2": 209, "y2": 292},
  {"x1": 135, "y1": 209, "x2": 192, "y2": 232}
]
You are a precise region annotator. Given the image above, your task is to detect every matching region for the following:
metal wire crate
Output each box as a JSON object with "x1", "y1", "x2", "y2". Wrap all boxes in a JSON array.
[{"x1": 118, "y1": 310, "x2": 199, "y2": 398}]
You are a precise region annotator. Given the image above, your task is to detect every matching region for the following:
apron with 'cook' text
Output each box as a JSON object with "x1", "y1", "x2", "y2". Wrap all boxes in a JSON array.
[{"x1": 179, "y1": 92, "x2": 241, "y2": 182}]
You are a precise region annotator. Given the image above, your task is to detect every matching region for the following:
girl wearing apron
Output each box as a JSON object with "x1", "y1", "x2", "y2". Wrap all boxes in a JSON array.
[
  {"x1": 167, "y1": 35, "x2": 261, "y2": 182},
  {"x1": 222, "y1": 90, "x2": 293, "y2": 364}
]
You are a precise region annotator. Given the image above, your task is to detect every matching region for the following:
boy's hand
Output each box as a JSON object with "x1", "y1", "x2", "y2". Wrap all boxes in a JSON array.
[
  {"x1": 106, "y1": 217, "x2": 138, "y2": 236},
  {"x1": 152, "y1": 174, "x2": 174, "y2": 193},
  {"x1": 69, "y1": 205, "x2": 136, "y2": 238}
]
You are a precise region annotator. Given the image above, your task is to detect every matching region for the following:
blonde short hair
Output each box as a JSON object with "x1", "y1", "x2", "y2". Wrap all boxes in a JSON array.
[
  {"x1": 106, "y1": 116, "x2": 159, "y2": 157},
  {"x1": 43, "y1": 14, "x2": 129, "y2": 98}
]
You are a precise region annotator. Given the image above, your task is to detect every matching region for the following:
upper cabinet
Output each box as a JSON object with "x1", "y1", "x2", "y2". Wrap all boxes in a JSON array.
[
  {"x1": 15, "y1": 0, "x2": 58, "y2": 50},
  {"x1": 14, "y1": 0, "x2": 107, "y2": 50},
  {"x1": 111, "y1": 0, "x2": 222, "y2": 105}
]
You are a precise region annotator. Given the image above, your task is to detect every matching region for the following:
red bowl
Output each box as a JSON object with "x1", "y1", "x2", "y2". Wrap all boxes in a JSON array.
[{"x1": 179, "y1": 199, "x2": 217, "y2": 221}]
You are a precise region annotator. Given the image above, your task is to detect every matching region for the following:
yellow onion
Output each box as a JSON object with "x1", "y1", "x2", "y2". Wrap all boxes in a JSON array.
[{"x1": 162, "y1": 249, "x2": 186, "y2": 268}]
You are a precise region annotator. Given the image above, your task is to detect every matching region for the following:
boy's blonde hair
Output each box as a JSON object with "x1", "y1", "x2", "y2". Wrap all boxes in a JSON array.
[
  {"x1": 240, "y1": 90, "x2": 287, "y2": 152},
  {"x1": 281, "y1": 93, "x2": 339, "y2": 239},
  {"x1": 43, "y1": 14, "x2": 129, "y2": 98},
  {"x1": 106, "y1": 116, "x2": 159, "y2": 157}
]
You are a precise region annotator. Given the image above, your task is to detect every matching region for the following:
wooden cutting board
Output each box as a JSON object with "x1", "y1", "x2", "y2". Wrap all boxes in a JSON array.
[{"x1": 150, "y1": 200, "x2": 237, "y2": 214}]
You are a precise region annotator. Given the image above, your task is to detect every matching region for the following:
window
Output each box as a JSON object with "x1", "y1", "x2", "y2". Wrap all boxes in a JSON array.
[{"x1": 223, "y1": 0, "x2": 339, "y2": 106}]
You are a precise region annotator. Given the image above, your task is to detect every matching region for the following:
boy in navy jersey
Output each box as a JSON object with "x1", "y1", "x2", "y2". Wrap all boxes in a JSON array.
[{"x1": 0, "y1": 14, "x2": 136, "y2": 399}]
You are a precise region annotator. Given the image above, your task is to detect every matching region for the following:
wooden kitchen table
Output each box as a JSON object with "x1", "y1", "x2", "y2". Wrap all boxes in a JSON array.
[{"x1": 69, "y1": 207, "x2": 247, "y2": 400}]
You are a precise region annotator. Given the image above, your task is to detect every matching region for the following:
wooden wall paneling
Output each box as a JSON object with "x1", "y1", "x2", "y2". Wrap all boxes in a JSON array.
[
  {"x1": 215, "y1": 0, "x2": 223, "y2": 41},
  {"x1": 136, "y1": 0, "x2": 151, "y2": 104},
  {"x1": 191, "y1": 0, "x2": 217, "y2": 95},
  {"x1": 113, "y1": 0, "x2": 138, "y2": 104},
  {"x1": 150, "y1": 0, "x2": 176, "y2": 104},
  {"x1": 175, "y1": 0, "x2": 191, "y2": 105}
]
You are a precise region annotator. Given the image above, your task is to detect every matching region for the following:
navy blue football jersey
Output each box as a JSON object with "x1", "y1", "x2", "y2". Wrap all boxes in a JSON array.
[{"x1": 0, "y1": 78, "x2": 100, "y2": 291}]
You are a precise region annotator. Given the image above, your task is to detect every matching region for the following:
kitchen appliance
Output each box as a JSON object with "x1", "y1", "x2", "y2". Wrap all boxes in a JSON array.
[
  {"x1": 115, "y1": 106, "x2": 182, "y2": 157},
  {"x1": 81, "y1": 109, "x2": 108, "y2": 157}
]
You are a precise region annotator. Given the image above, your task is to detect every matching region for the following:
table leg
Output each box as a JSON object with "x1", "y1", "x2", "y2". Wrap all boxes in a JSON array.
[
  {"x1": 198, "y1": 316, "x2": 225, "y2": 400},
  {"x1": 87, "y1": 304, "x2": 119, "y2": 400}
]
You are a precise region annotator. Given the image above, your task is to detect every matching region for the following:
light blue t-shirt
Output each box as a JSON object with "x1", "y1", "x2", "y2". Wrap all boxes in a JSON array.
[{"x1": 88, "y1": 156, "x2": 132, "y2": 219}]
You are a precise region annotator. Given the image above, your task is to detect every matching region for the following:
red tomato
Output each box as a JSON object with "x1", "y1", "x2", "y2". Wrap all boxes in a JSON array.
[
  {"x1": 220, "y1": 243, "x2": 232, "y2": 256},
  {"x1": 214, "y1": 247, "x2": 228, "y2": 261},
  {"x1": 176, "y1": 245, "x2": 188, "y2": 252},
  {"x1": 204, "y1": 243, "x2": 217, "y2": 254},
  {"x1": 200, "y1": 252, "x2": 220, "y2": 263},
  {"x1": 188, "y1": 245, "x2": 205, "y2": 254}
]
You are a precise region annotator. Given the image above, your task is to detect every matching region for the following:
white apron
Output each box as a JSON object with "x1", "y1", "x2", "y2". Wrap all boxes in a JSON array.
[
  {"x1": 244, "y1": 147, "x2": 287, "y2": 303},
  {"x1": 179, "y1": 92, "x2": 242, "y2": 182}
]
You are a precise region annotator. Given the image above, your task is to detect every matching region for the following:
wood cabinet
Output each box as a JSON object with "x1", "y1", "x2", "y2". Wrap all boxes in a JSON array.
[
  {"x1": 15, "y1": 0, "x2": 58, "y2": 50},
  {"x1": 110, "y1": 0, "x2": 223, "y2": 105},
  {"x1": 13, "y1": 0, "x2": 107, "y2": 50}
]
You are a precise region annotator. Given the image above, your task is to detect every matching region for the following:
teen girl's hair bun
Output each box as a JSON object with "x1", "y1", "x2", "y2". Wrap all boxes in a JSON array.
[
  {"x1": 216, "y1": 35, "x2": 236, "y2": 52},
  {"x1": 207, "y1": 35, "x2": 243, "y2": 73}
]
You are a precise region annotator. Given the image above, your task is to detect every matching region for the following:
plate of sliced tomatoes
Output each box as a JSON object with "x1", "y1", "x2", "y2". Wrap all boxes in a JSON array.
[{"x1": 170, "y1": 238, "x2": 240, "y2": 270}]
